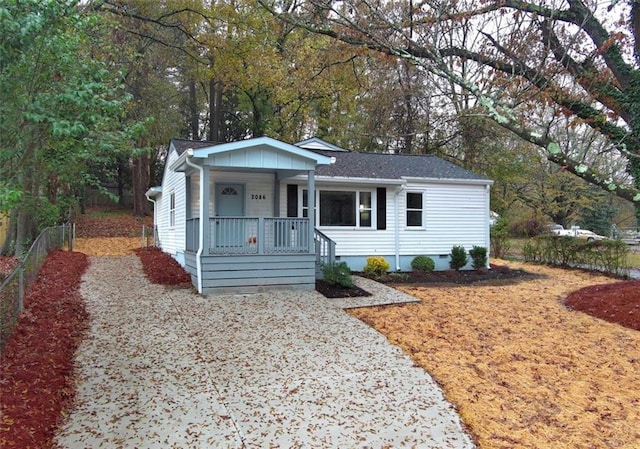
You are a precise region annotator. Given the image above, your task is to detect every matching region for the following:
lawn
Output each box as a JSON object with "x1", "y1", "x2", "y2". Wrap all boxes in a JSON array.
[{"x1": 349, "y1": 261, "x2": 640, "y2": 449}]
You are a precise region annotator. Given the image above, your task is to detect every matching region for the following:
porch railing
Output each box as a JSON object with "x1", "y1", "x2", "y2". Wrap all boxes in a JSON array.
[
  {"x1": 186, "y1": 217, "x2": 310, "y2": 255},
  {"x1": 314, "y1": 228, "x2": 336, "y2": 267},
  {"x1": 186, "y1": 218, "x2": 199, "y2": 252}
]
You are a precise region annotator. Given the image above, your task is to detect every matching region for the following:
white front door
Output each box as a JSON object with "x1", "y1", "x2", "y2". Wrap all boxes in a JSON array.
[{"x1": 214, "y1": 183, "x2": 245, "y2": 249}]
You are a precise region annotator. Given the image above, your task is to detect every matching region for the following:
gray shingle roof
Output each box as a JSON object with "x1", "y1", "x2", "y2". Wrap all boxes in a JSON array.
[
  {"x1": 170, "y1": 138, "x2": 220, "y2": 154},
  {"x1": 312, "y1": 150, "x2": 490, "y2": 181},
  {"x1": 169, "y1": 137, "x2": 490, "y2": 182}
]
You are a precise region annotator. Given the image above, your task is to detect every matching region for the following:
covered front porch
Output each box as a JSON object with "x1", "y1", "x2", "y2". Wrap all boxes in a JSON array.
[{"x1": 170, "y1": 137, "x2": 334, "y2": 294}]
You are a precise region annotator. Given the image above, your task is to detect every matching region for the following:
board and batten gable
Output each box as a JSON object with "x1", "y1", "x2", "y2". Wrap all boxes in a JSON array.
[{"x1": 156, "y1": 141, "x2": 187, "y2": 264}]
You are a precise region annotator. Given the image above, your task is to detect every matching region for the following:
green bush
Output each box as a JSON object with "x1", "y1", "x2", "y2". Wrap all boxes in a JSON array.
[
  {"x1": 490, "y1": 217, "x2": 511, "y2": 258},
  {"x1": 469, "y1": 246, "x2": 488, "y2": 269},
  {"x1": 411, "y1": 255, "x2": 435, "y2": 272},
  {"x1": 363, "y1": 256, "x2": 390, "y2": 278},
  {"x1": 507, "y1": 215, "x2": 549, "y2": 237},
  {"x1": 523, "y1": 235, "x2": 629, "y2": 276},
  {"x1": 321, "y1": 261, "x2": 354, "y2": 288},
  {"x1": 449, "y1": 245, "x2": 468, "y2": 270}
]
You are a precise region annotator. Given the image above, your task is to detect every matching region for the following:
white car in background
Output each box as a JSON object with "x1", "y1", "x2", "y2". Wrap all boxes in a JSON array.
[
  {"x1": 551, "y1": 226, "x2": 608, "y2": 241},
  {"x1": 573, "y1": 229, "x2": 609, "y2": 242}
]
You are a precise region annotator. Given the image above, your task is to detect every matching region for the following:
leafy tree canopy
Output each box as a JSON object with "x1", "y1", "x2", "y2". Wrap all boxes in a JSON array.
[
  {"x1": 0, "y1": 0, "x2": 137, "y2": 254},
  {"x1": 259, "y1": 0, "x2": 640, "y2": 211}
]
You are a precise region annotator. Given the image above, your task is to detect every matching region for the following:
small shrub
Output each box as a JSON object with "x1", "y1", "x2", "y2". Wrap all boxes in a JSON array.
[
  {"x1": 490, "y1": 217, "x2": 511, "y2": 258},
  {"x1": 411, "y1": 255, "x2": 435, "y2": 272},
  {"x1": 322, "y1": 262, "x2": 354, "y2": 288},
  {"x1": 507, "y1": 215, "x2": 548, "y2": 237},
  {"x1": 386, "y1": 271, "x2": 409, "y2": 282},
  {"x1": 469, "y1": 246, "x2": 488, "y2": 269},
  {"x1": 449, "y1": 245, "x2": 468, "y2": 270},
  {"x1": 363, "y1": 256, "x2": 390, "y2": 278}
]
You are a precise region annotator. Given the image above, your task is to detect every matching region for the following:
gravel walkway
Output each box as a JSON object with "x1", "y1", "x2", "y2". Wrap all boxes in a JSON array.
[{"x1": 56, "y1": 256, "x2": 475, "y2": 448}]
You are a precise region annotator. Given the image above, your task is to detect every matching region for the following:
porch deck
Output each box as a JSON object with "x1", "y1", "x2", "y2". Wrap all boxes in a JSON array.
[
  {"x1": 184, "y1": 217, "x2": 335, "y2": 294},
  {"x1": 186, "y1": 217, "x2": 310, "y2": 255}
]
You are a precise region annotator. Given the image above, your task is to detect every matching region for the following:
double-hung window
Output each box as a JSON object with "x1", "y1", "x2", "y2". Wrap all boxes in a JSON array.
[
  {"x1": 406, "y1": 192, "x2": 423, "y2": 227},
  {"x1": 358, "y1": 191, "x2": 372, "y2": 227},
  {"x1": 169, "y1": 191, "x2": 176, "y2": 227},
  {"x1": 303, "y1": 189, "x2": 373, "y2": 227}
]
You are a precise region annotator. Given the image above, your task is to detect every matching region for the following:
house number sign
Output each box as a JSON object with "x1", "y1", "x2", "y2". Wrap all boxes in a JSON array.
[{"x1": 251, "y1": 194, "x2": 267, "y2": 200}]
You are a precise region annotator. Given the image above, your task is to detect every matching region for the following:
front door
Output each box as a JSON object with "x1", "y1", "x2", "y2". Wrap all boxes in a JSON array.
[
  {"x1": 216, "y1": 183, "x2": 245, "y2": 216},
  {"x1": 214, "y1": 183, "x2": 245, "y2": 249}
]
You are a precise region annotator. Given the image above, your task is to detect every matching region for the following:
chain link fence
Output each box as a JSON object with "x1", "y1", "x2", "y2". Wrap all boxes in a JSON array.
[{"x1": 0, "y1": 224, "x2": 73, "y2": 351}]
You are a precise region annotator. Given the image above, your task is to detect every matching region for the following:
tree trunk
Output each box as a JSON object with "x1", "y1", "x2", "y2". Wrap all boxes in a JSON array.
[
  {"x1": 13, "y1": 171, "x2": 39, "y2": 256},
  {"x1": 209, "y1": 78, "x2": 223, "y2": 142},
  {"x1": 14, "y1": 208, "x2": 32, "y2": 256},
  {"x1": 189, "y1": 79, "x2": 199, "y2": 140},
  {"x1": 132, "y1": 152, "x2": 151, "y2": 217},
  {"x1": 0, "y1": 210, "x2": 17, "y2": 256},
  {"x1": 116, "y1": 157, "x2": 127, "y2": 206},
  {"x1": 402, "y1": 61, "x2": 414, "y2": 154}
]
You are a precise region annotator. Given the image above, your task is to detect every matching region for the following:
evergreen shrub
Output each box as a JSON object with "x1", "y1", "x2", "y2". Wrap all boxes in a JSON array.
[
  {"x1": 321, "y1": 262, "x2": 354, "y2": 288},
  {"x1": 469, "y1": 246, "x2": 488, "y2": 269},
  {"x1": 411, "y1": 255, "x2": 435, "y2": 272},
  {"x1": 449, "y1": 245, "x2": 468, "y2": 270}
]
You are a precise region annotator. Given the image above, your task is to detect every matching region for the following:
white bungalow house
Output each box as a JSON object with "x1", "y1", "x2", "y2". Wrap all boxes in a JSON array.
[{"x1": 147, "y1": 136, "x2": 493, "y2": 294}]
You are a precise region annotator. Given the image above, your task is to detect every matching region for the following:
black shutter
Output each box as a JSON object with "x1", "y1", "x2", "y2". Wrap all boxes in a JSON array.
[
  {"x1": 376, "y1": 187, "x2": 386, "y2": 230},
  {"x1": 287, "y1": 184, "x2": 298, "y2": 217}
]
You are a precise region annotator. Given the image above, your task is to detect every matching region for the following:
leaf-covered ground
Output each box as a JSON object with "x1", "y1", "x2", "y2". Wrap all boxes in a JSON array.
[
  {"x1": 73, "y1": 207, "x2": 153, "y2": 238},
  {"x1": 3, "y1": 205, "x2": 640, "y2": 448},
  {"x1": 349, "y1": 262, "x2": 640, "y2": 449},
  {"x1": 0, "y1": 256, "x2": 18, "y2": 280}
]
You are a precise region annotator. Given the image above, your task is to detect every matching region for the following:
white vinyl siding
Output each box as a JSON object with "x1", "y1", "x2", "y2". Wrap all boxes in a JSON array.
[
  {"x1": 277, "y1": 183, "x2": 396, "y2": 257},
  {"x1": 157, "y1": 144, "x2": 187, "y2": 256},
  {"x1": 278, "y1": 180, "x2": 489, "y2": 261},
  {"x1": 400, "y1": 183, "x2": 488, "y2": 254}
]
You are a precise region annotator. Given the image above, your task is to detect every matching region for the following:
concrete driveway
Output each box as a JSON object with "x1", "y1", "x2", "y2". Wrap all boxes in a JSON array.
[{"x1": 56, "y1": 256, "x2": 475, "y2": 448}]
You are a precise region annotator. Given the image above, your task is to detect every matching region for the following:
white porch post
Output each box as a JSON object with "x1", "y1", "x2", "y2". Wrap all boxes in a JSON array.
[
  {"x1": 184, "y1": 151, "x2": 205, "y2": 293},
  {"x1": 307, "y1": 169, "x2": 315, "y2": 253},
  {"x1": 202, "y1": 167, "x2": 210, "y2": 254}
]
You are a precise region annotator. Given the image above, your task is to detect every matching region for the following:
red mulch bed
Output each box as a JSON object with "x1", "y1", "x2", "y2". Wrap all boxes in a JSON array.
[
  {"x1": 134, "y1": 247, "x2": 192, "y2": 287},
  {"x1": 384, "y1": 263, "x2": 537, "y2": 285},
  {"x1": 0, "y1": 250, "x2": 89, "y2": 449},
  {"x1": 565, "y1": 280, "x2": 640, "y2": 331}
]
